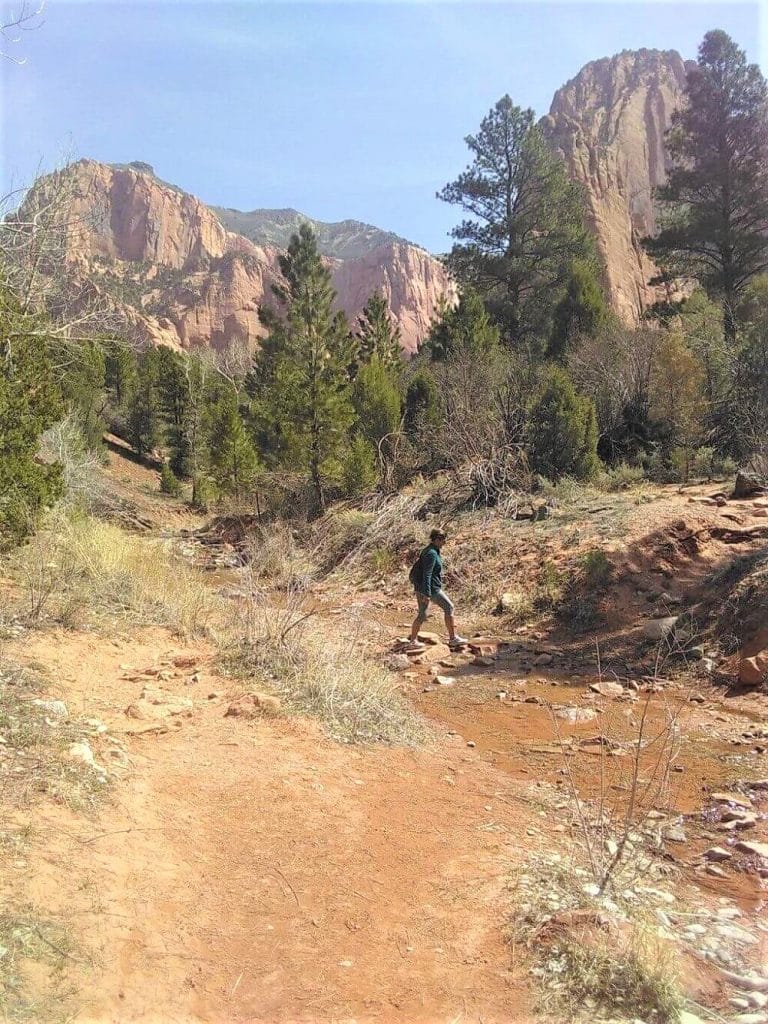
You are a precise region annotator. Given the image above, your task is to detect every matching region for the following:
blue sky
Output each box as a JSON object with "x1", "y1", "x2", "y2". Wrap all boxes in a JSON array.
[{"x1": 0, "y1": 0, "x2": 764, "y2": 251}]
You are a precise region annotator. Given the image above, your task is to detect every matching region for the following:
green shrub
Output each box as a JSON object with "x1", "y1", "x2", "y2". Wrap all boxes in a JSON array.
[
  {"x1": 528, "y1": 367, "x2": 601, "y2": 481},
  {"x1": 159, "y1": 463, "x2": 182, "y2": 497},
  {"x1": 597, "y1": 461, "x2": 646, "y2": 491},
  {"x1": 341, "y1": 436, "x2": 378, "y2": 495}
]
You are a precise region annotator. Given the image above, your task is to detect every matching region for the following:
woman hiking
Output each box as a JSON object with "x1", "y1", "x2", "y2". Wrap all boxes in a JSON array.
[{"x1": 408, "y1": 528, "x2": 466, "y2": 652}]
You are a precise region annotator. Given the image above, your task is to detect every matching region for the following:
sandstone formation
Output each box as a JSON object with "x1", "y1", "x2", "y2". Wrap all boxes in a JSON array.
[
  {"x1": 20, "y1": 160, "x2": 454, "y2": 354},
  {"x1": 545, "y1": 49, "x2": 690, "y2": 322}
]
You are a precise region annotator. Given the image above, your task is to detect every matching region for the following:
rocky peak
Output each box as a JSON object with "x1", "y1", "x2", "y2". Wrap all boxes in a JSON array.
[
  {"x1": 19, "y1": 160, "x2": 453, "y2": 354},
  {"x1": 545, "y1": 48, "x2": 690, "y2": 321}
]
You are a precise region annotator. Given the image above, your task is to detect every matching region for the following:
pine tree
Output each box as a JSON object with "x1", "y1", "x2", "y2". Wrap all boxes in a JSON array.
[
  {"x1": 60, "y1": 340, "x2": 107, "y2": 449},
  {"x1": 355, "y1": 291, "x2": 402, "y2": 368},
  {"x1": 0, "y1": 286, "x2": 63, "y2": 548},
  {"x1": 127, "y1": 354, "x2": 161, "y2": 460},
  {"x1": 644, "y1": 30, "x2": 768, "y2": 343},
  {"x1": 528, "y1": 367, "x2": 600, "y2": 481},
  {"x1": 425, "y1": 287, "x2": 499, "y2": 361},
  {"x1": 250, "y1": 224, "x2": 355, "y2": 511},
  {"x1": 438, "y1": 96, "x2": 592, "y2": 344},
  {"x1": 209, "y1": 390, "x2": 260, "y2": 501},
  {"x1": 548, "y1": 260, "x2": 608, "y2": 359}
]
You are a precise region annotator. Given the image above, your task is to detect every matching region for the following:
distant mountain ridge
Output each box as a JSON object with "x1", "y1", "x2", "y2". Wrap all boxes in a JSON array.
[
  {"x1": 213, "y1": 207, "x2": 410, "y2": 260},
  {"x1": 112, "y1": 162, "x2": 410, "y2": 260}
]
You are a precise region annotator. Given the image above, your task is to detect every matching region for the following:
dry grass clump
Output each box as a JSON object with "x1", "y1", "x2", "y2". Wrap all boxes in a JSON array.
[
  {"x1": 9, "y1": 513, "x2": 214, "y2": 635},
  {"x1": 511, "y1": 854, "x2": 683, "y2": 1024},
  {"x1": 243, "y1": 522, "x2": 317, "y2": 590},
  {"x1": 0, "y1": 907, "x2": 79, "y2": 1023},
  {"x1": 0, "y1": 659, "x2": 109, "y2": 811},
  {"x1": 549, "y1": 929, "x2": 683, "y2": 1022},
  {"x1": 226, "y1": 587, "x2": 425, "y2": 746}
]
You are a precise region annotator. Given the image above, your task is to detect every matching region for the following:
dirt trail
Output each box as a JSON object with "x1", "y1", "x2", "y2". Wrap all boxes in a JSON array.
[{"x1": 17, "y1": 630, "x2": 531, "y2": 1024}]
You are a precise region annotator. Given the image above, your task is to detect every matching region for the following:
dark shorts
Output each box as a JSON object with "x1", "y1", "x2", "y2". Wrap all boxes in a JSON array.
[{"x1": 415, "y1": 589, "x2": 454, "y2": 620}]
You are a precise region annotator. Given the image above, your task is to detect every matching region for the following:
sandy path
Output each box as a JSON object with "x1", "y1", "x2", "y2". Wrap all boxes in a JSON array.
[{"x1": 17, "y1": 630, "x2": 531, "y2": 1024}]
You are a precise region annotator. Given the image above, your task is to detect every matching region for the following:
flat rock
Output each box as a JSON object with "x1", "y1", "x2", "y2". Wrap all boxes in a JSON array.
[
  {"x1": 417, "y1": 632, "x2": 441, "y2": 646},
  {"x1": 589, "y1": 681, "x2": 625, "y2": 697},
  {"x1": 664, "y1": 825, "x2": 687, "y2": 843},
  {"x1": 435, "y1": 675, "x2": 456, "y2": 686},
  {"x1": 642, "y1": 617, "x2": 679, "y2": 641},
  {"x1": 472, "y1": 656, "x2": 496, "y2": 667},
  {"x1": 704, "y1": 846, "x2": 733, "y2": 862},
  {"x1": 735, "y1": 841, "x2": 768, "y2": 860},
  {"x1": 533, "y1": 653, "x2": 554, "y2": 666},
  {"x1": 711, "y1": 792, "x2": 753, "y2": 808}
]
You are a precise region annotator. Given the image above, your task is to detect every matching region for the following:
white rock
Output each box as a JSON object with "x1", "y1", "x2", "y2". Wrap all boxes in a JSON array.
[{"x1": 32, "y1": 698, "x2": 68, "y2": 720}]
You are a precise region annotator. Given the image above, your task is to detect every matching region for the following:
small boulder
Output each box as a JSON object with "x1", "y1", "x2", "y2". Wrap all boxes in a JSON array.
[
  {"x1": 739, "y1": 653, "x2": 768, "y2": 688},
  {"x1": 664, "y1": 824, "x2": 687, "y2": 843},
  {"x1": 589, "y1": 680, "x2": 625, "y2": 698},
  {"x1": 555, "y1": 706, "x2": 598, "y2": 724},
  {"x1": 711, "y1": 791, "x2": 753, "y2": 808},
  {"x1": 225, "y1": 692, "x2": 281, "y2": 719},
  {"x1": 733, "y1": 469, "x2": 766, "y2": 499},
  {"x1": 642, "y1": 617, "x2": 679, "y2": 641},
  {"x1": 473, "y1": 656, "x2": 495, "y2": 667},
  {"x1": 735, "y1": 840, "x2": 768, "y2": 860},
  {"x1": 534, "y1": 652, "x2": 554, "y2": 667},
  {"x1": 435, "y1": 675, "x2": 456, "y2": 686},
  {"x1": 704, "y1": 847, "x2": 733, "y2": 862}
]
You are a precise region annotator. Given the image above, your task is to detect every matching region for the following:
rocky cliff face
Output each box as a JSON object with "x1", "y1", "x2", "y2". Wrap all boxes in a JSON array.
[
  {"x1": 22, "y1": 160, "x2": 453, "y2": 354},
  {"x1": 545, "y1": 49, "x2": 690, "y2": 322}
]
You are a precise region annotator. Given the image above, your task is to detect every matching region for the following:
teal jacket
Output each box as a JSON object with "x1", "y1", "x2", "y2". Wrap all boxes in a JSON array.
[{"x1": 416, "y1": 544, "x2": 443, "y2": 597}]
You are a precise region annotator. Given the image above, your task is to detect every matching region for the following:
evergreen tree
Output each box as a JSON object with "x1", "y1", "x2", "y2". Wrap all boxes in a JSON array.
[
  {"x1": 438, "y1": 96, "x2": 592, "y2": 344},
  {"x1": 0, "y1": 286, "x2": 63, "y2": 548},
  {"x1": 425, "y1": 287, "x2": 499, "y2": 361},
  {"x1": 352, "y1": 356, "x2": 402, "y2": 454},
  {"x1": 528, "y1": 367, "x2": 600, "y2": 480},
  {"x1": 127, "y1": 354, "x2": 161, "y2": 460},
  {"x1": 104, "y1": 341, "x2": 139, "y2": 436},
  {"x1": 548, "y1": 260, "x2": 608, "y2": 359},
  {"x1": 403, "y1": 368, "x2": 441, "y2": 438},
  {"x1": 355, "y1": 291, "x2": 402, "y2": 368},
  {"x1": 209, "y1": 390, "x2": 260, "y2": 500},
  {"x1": 644, "y1": 30, "x2": 768, "y2": 343},
  {"x1": 250, "y1": 224, "x2": 355, "y2": 511},
  {"x1": 60, "y1": 340, "x2": 107, "y2": 450}
]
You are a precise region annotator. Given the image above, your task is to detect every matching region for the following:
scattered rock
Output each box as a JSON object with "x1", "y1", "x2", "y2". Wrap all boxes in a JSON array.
[
  {"x1": 466, "y1": 740, "x2": 476, "y2": 748},
  {"x1": 589, "y1": 681, "x2": 625, "y2": 698},
  {"x1": 720, "y1": 970, "x2": 768, "y2": 993},
  {"x1": 67, "y1": 741, "x2": 104, "y2": 774},
  {"x1": 497, "y1": 592, "x2": 518, "y2": 613},
  {"x1": 555, "y1": 707, "x2": 598, "y2": 724},
  {"x1": 417, "y1": 632, "x2": 441, "y2": 646},
  {"x1": 472, "y1": 656, "x2": 496, "y2": 667},
  {"x1": 533, "y1": 653, "x2": 554, "y2": 666},
  {"x1": 435, "y1": 675, "x2": 456, "y2": 687},
  {"x1": 711, "y1": 792, "x2": 753, "y2": 809},
  {"x1": 663, "y1": 825, "x2": 687, "y2": 843},
  {"x1": 739, "y1": 653, "x2": 768, "y2": 688},
  {"x1": 734, "y1": 840, "x2": 768, "y2": 860},
  {"x1": 224, "y1": 692, "x2": 281, "y2": 719},
  {"x1": 706, "y1": 864, "x2": 728, "y2": 878},
  {"x1": 31, "y1": 698, "x2": 68, "y2": 720},
  {"x1": 384, "y1": 654, "x2": 411, "y2": 671},
  {"x1": 704, "y1": 847, "x2": 733, "y2": 862},
  {"x1": 731, "y1": 1014, "x2": 768, "y2": 1024}
]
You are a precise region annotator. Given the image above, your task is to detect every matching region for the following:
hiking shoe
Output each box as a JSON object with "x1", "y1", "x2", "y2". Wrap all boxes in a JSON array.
[
  {"x1": 405, "y1": 640, "x2": 426, "y2": 653},
  {"x1": 449, "y1": 635, "x2": 468, "y2": 648}
]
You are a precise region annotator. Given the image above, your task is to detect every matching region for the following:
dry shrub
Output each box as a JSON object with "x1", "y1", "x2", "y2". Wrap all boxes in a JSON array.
[
  {"x1": 227, "y1": 584, "x2": 425, "y2": 746},
  {"x1": 10, "y1": 512, "x2": 214, "y2": 635},
  {"x1": 243, "y1": 522, "x2": 317, "y2": 590},
  {"x1": 0, "y1": 659, "x2": 108, "y2": 812}
]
